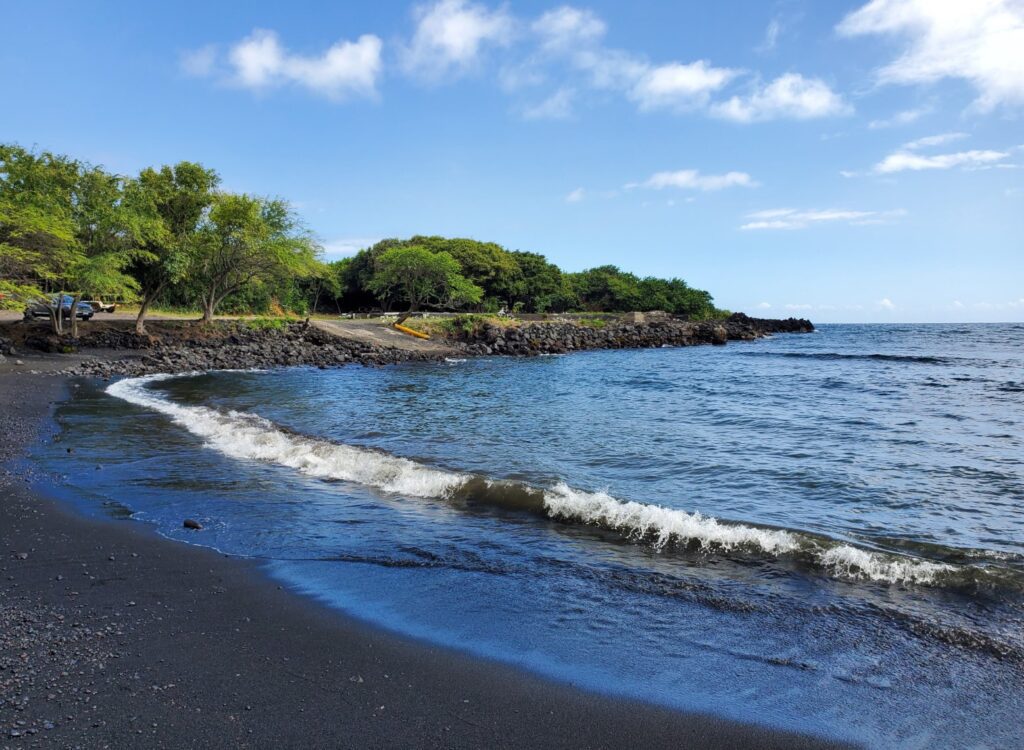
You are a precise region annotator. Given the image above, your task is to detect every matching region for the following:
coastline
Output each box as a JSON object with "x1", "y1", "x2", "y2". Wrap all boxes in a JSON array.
[
  {"x1": 0, "y1": 368, "x2": 851, "y2": 749},
  {"x1": 0, "y1": 312, "x2": 814, "y2": 380}
]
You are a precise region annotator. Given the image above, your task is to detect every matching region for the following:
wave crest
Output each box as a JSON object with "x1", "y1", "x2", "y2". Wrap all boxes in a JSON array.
[{"x1": 106, "y1": 374, "x2": 1009, "y2": 589}]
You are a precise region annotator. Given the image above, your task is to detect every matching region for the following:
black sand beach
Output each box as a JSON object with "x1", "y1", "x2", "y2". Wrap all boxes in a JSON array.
[{"x1": 1, "y1": 368, "x2": 849, "y2": 749}]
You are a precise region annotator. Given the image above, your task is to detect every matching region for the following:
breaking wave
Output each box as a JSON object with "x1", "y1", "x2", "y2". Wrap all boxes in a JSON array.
[{"x1": 107, "y1": 374, "x2": 1015, "y2": 589}]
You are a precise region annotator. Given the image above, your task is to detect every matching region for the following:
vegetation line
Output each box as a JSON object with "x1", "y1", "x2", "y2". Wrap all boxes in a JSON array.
[{"x1": 1, "y1": 143, "x2": 727, "y2": 340}]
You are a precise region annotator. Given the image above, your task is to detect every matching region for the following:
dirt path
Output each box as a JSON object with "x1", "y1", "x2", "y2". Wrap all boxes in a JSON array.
[{"x1": 312, "y1": 319, "x2": 459, "y2": 355}]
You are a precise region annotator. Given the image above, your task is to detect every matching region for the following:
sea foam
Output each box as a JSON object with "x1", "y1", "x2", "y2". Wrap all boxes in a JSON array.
[{"x1": 106, "y1": 374, "x2": 975, "y2": 588}]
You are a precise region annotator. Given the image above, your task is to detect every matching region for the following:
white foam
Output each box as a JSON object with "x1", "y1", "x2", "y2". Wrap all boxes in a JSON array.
[
  {"x1": 819, "y1": 545, "x2": 956, "y2": 586},
  {"x1": 106, "y1": 374, "x2": 970, "y2": 588},
  {"x1": 107, "y1": 375, "x2": 466, "y2": 499},
  {"x1": 543, "y1": 482, "x2": 800, "y2": 554}
]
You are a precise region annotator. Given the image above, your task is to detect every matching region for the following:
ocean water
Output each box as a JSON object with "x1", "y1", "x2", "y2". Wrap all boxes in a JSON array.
[{"x1": 38, "y1": 324, "x2": 1024, "y2": 748}]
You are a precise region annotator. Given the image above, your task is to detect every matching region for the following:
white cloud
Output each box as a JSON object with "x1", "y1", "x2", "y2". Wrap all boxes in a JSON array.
[
  {"x1": 740, "y1": 207, "x2": 906, "y2": 230},
  {"x1": 180, "y1": 45, "x2": 218, "y2": 77},
  {"x1": 878, "y1": 297, "x2": 896, "y2": 310},
  {"x1": 711, "y1": 73, "x2": 851, "y2": 122},
  {"x1": 322, "y1": 237, "x2": 381, "y2": 259},
  {"x1": 523, "y1": 87, "x2": 575, "y2": 119},
  {"x1": 757, "y1": 19, "x2": 782, "y2": 53},
  {"x1": 532, "y1": 6, "x2": 606, "y2": 51},
  {"x1": 901, "y1": 131, "x2": 969, "y2": 150},
  {"x1": 629, "y1": 169, "x2": 757, "y2": 191},
  {"x1": 867, "y1": 106, "x2": 930, "y2": 129},
  {"x1": 756, "y1": 302, "x2": 772, "y2": 309},
  {"x1": 565, "y1": 187, "x2": 585, "y2": 203},
  {"x1": 572, "y1": 48, "x2": 651, "y2": 91},
  {"x1": 837, "y1": 0, "x2": 1024, "y2": 112},
  {"x1": 224, "y1": 29, "x2": 382, "y2": 100},
  {"x1": 630, "y1": 61, "x2": 740, "y2": 112},
  {"x1": 402, "y1": 0, "x2": 514, "y2": 81},
  {"x1": 785, "y1": 303, "x2": 813, "y2": 310},
  {"x1": 873, "y1": 148, "x2": 1009, "y2": 173}
]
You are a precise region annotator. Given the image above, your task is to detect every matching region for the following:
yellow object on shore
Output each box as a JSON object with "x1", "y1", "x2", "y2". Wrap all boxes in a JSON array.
[{"x1": 394, "y1": 323, "x2": 431, "y2": 340}]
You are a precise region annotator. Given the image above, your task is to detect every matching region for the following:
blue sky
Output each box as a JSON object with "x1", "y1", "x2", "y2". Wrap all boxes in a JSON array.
[{"x1": 2, "y1": 0, "x2": 1022, "y2": 322}]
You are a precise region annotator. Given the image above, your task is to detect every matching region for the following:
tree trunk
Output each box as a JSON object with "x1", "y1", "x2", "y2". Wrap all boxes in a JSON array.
[
  {"x1": 135, "y1": 285, "x2": 163, "y2": 335},
  {"x1": 70, "y1": 294, "x2": 82, "y2": 339},
  {"x1": 394, "y1": 303, "x2": 419, "y2": 327},
  {"x1": 199, "y1": 287, "x2": 217, "y2": 324}
]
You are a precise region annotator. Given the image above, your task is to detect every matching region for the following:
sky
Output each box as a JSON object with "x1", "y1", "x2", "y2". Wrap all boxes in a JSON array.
[{"x1": 2, "y1": 0, "x2": 1022, "y2": 322}]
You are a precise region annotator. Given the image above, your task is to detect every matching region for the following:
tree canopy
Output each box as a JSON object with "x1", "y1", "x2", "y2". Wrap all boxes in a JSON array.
[
  {"x1": 0, "y1": 142, "x2": 727, "y2": 330},
  {"x1": 368, "y1": 246, "x2": 482, "y2": 323}
]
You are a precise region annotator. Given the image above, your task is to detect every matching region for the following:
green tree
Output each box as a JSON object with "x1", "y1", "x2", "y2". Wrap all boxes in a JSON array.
[
  {"x1": 64, "y1": 166, "x2": 162, "y2": 337},
  {"x1": 368, "y1": 245, "x2": 482, "y2": 325},
  {"x1": 0, "y1": 145, "x2": 79, "y2": 311},
  {"x1": 133, "y1": 162, "x2": 219, "y2": 333},
  {"x1": 507, "y1": 251, "x2": 563, "y2": 312},
  {"x1": 414, "y1": 236, "x2": 521, "y2": 308},
  {"x1": 190, "y1": 194, "x2": 320, "y2": 323}
]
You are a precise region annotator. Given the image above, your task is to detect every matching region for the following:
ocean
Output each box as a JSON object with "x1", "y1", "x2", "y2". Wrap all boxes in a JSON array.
[{"x1": 38, "y1": 323, "x2": 1024, "y2": 748}]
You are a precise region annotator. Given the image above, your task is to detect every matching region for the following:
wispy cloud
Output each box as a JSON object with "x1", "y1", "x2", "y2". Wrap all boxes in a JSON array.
[
  {"x1": 740, "y1": 207, "x2": 905, "y2": 230},
  {"x1": 628, "y1": 169, "x2": 757, "y2": 191},
  {"x1": 838, "y1": 0, "x2": 1024, "y2": 112},
  {"x1": 710, "y1": 73, "x2": 851, "y2": 122},
  {"x1": 901, "y1": 132, "x2": 969, "y2": 150},
  {"x1": 532, "y1": 6, "x2": 606, "y2": 51},
  {"x1": 180, "y1": 45, "x2": 218, "y2": 77},
  {"x1": 629, "y1": 61, "x2": 741, "y2": 112},
  {"x1": 873, "y1": 149, "x2": 1009, "y2": 173},
  {"x1": 756, "y1": 19, "x2": 782, "y2": 53},
  {"x1": 565, "y1": 187, "x2": 585, "y2": 203},
  {"x1": 183, "y1": 29, "x2": 383, "y2": 101},
  {"x1": 867, "y1": 106, "x2": 930, "y2": 129},
  {"x1": 523, "y1": 87, "x2": 575, "y2": 119},
  {"x1": 400, "y1": 0, "x2": 514, "y2": 82}
]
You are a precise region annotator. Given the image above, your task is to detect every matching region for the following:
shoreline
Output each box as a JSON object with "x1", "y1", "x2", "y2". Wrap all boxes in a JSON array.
[
  {"x1": 0, "y1": 369, "x2": 851, "y2": 748},
  {"x1": 0, "y1": 312, "x2": 814, "y2": 380}
]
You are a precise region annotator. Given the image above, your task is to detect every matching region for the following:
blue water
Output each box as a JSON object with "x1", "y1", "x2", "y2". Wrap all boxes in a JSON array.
[{"x1": 38, "y1": 324, "x2": 1024, "y2": 748}]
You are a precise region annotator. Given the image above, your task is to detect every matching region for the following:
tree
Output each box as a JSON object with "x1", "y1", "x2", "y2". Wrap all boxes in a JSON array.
[
  {"x1": 567, "y1": 266, "x2": 645, "y2": 312},
  {"x1": 64, "y1": 166, "x2": 161, "y2": 337},
  {"x1": 413, "y1": 236, "x2": 521, "y2": 309},
  {"x1": 189, "y1": 194, "x2": 320, "y2": 323},
  {"x1": 367, "y1": 245, "x2": 482, "y2": 325},
  {"x1": 133, "y1": 162, "x2": 219, "y2": 333},
  {"x1": 0, "y1": 145, "x2": 79, "y2": 312},
  {"x1": 507, "y1": 251, "x2": 563, "y2": 312}
]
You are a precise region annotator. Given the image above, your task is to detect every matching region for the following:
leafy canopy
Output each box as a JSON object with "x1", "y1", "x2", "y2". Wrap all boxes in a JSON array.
[{"x1": 368, "y1": 245, "x2": 482, "y2": 313}]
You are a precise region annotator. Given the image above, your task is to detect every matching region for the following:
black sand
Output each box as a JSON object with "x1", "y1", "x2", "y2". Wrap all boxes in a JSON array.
[{"x1": 0, "y1": 371, "x2": 853, "y2": 749}]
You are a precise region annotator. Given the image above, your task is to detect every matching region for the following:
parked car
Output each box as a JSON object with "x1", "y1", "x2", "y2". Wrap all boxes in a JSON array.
[
  {"x1": 24, "y1": 295, "x2": 95, "y2": 321},
  {"x1": 83, "y1": 298, "x2": 117, "y2": 313}
]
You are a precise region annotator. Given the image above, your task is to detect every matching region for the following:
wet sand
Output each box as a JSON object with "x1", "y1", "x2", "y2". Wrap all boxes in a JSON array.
[{"x1": 0, "y1": 371, "x2": 852, "y2": 749}]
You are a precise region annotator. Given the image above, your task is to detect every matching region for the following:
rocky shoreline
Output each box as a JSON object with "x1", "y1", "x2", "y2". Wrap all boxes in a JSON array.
[
  {"x1": 0, "y1": 313, "x2": 813, "y2": 379},
  {"x1": 454, "y1": 313, "x2": 812, "y2": 356}
]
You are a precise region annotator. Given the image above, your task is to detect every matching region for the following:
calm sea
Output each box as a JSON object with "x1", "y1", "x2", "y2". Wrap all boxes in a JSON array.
[{"x1": 39, "y1": 323, "x2": 1024, "y2": 748}]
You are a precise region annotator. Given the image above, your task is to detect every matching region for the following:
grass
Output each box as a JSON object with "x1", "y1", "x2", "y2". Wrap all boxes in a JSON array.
[
  {"x1": 242, "y1": 317, "x2": 292, "y2": 331},
  {"x1": 406, "y1": 314, "x2": 520, "y2": 338}
]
